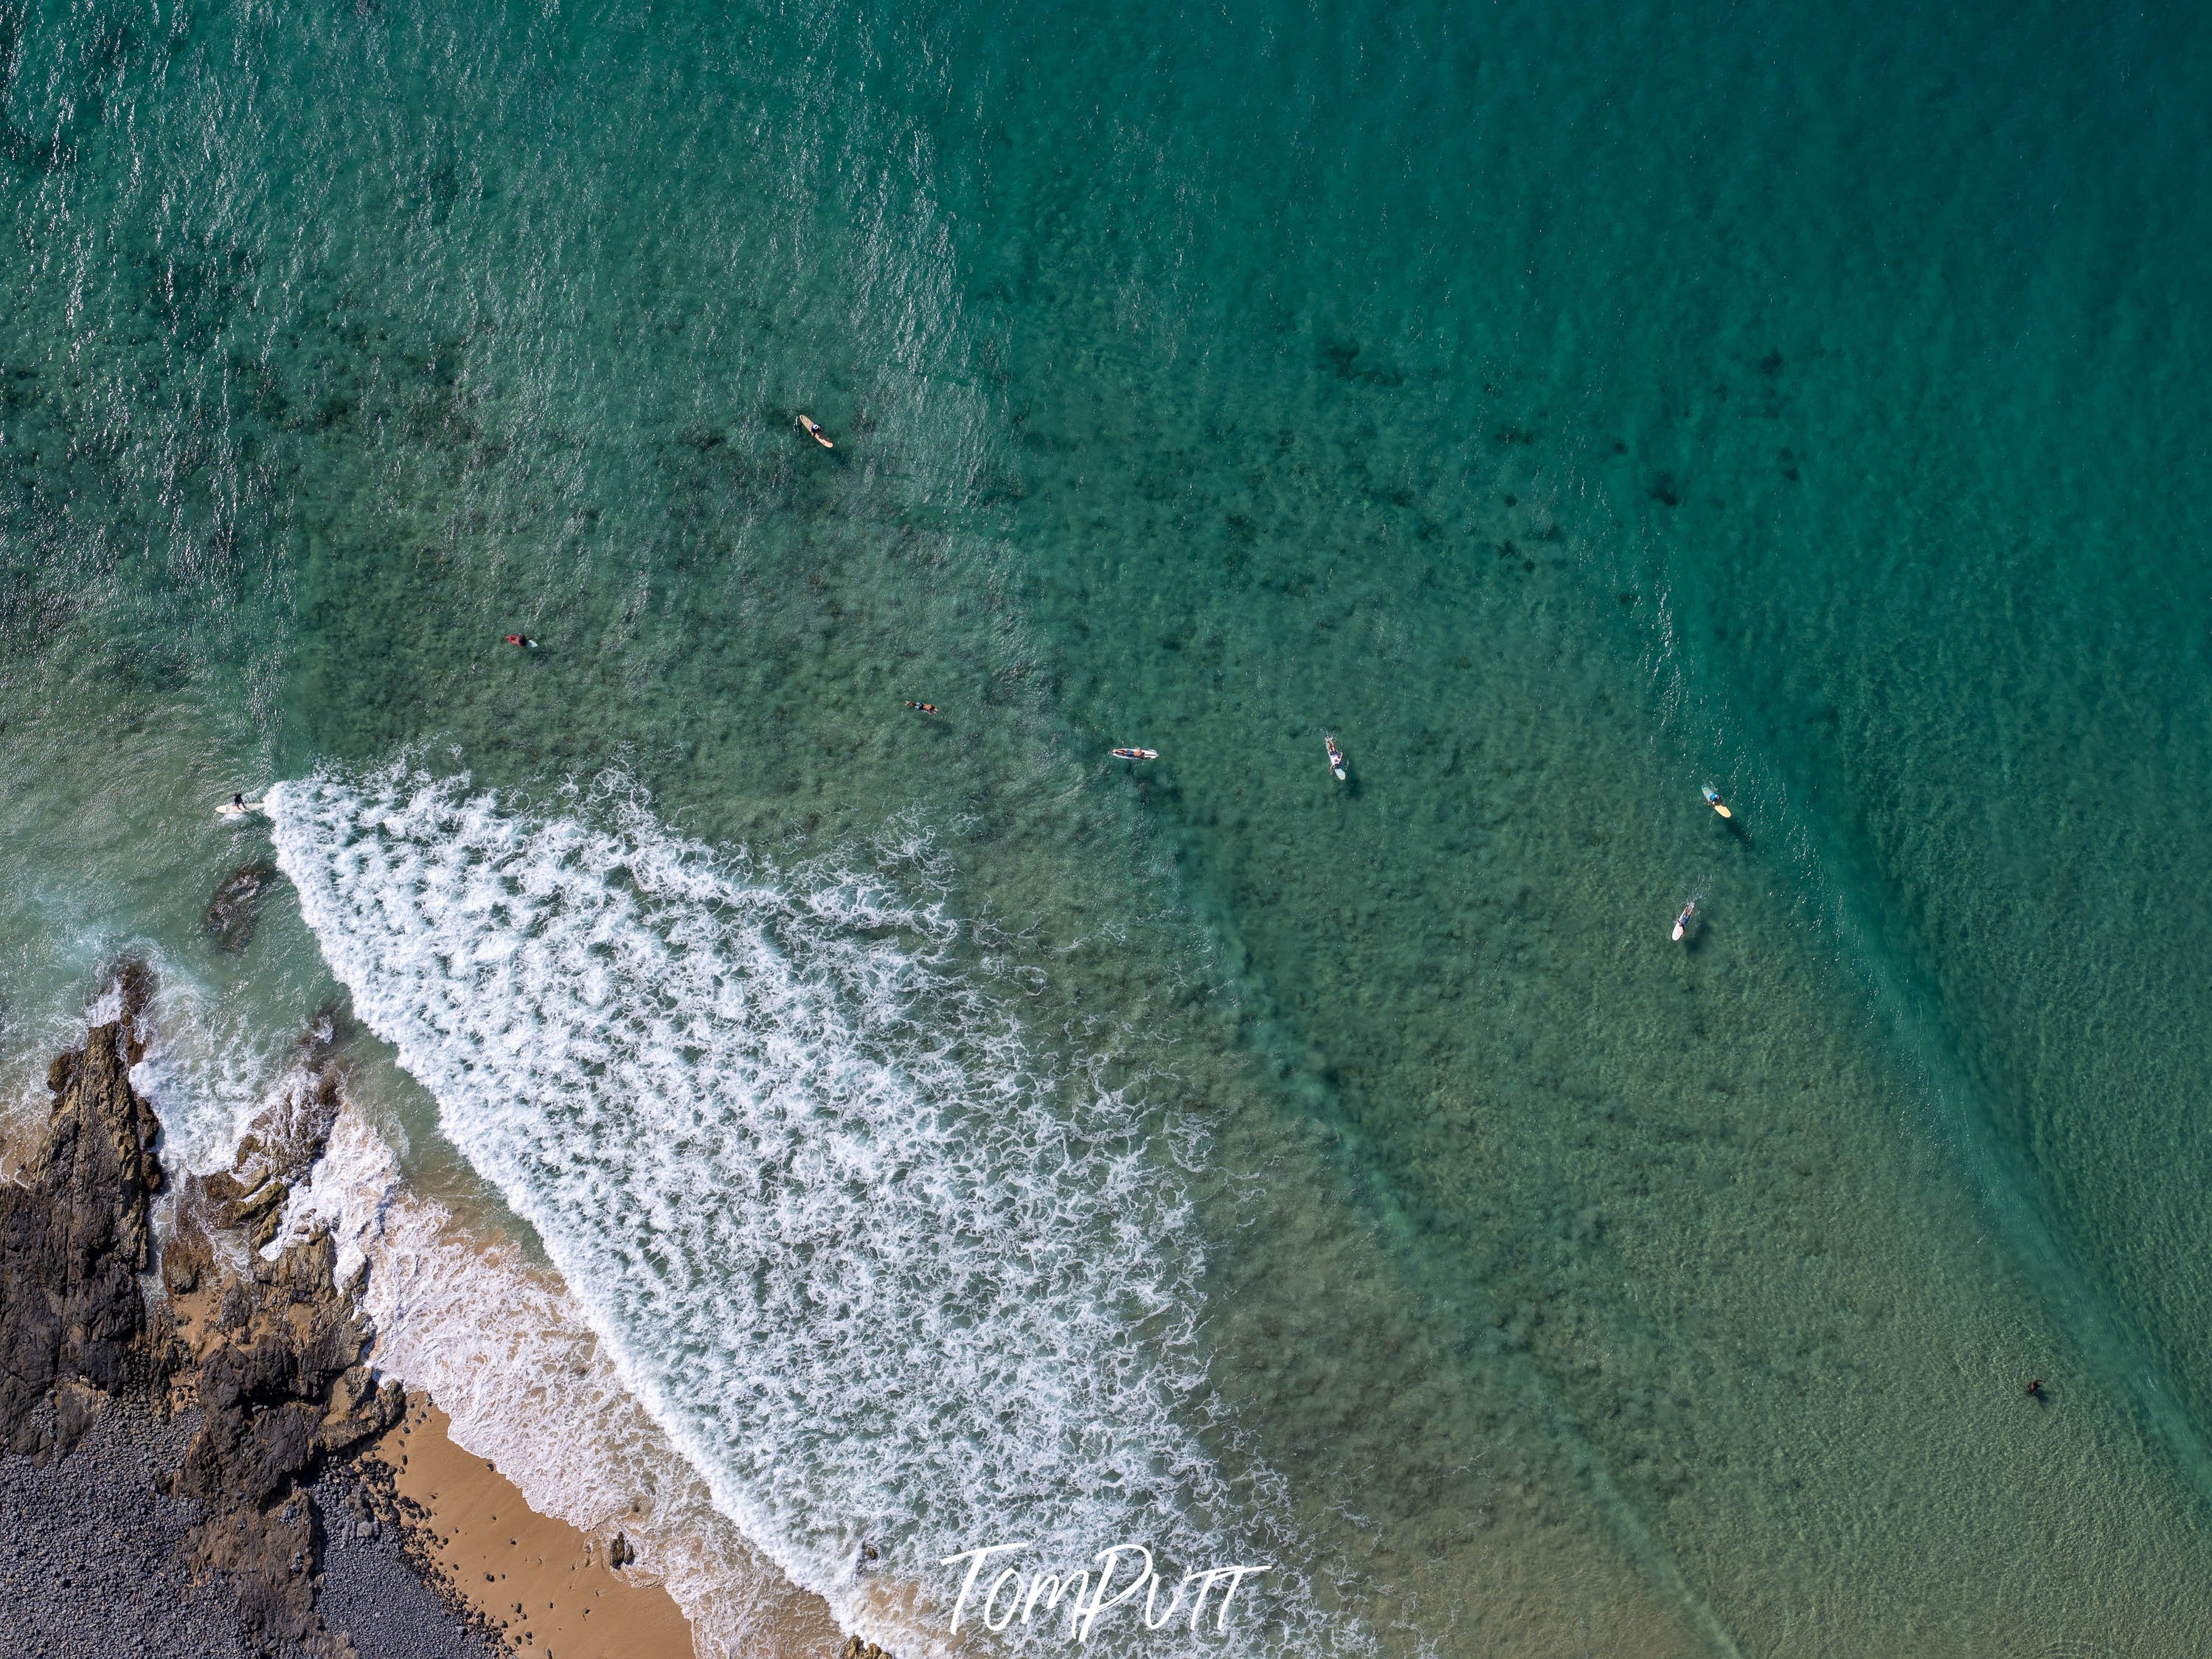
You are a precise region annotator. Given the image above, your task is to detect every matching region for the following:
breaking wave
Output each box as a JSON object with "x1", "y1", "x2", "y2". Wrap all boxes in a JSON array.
[
  {"x1": 267, "y1": 765, "x2": 1348, "y2": 1657},
  {"x1": 277, "y1": 1104, "x2": 841, "y2": 1656}
]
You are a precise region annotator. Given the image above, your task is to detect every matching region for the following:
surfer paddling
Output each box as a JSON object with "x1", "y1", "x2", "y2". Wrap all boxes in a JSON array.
[
  {"x1": 1325, "y1": 735, "x2": 1348, "y2": 782},
  {"x1": 1672, "y1": 899, "x2": 1696, "y2": 942},
  {"x1": 906, "y1": 701, "x2": 940, "y2": 714},
  {"x1": 797, "y1": 412, "x2": 834, "y2": 449},
  {"x1": 504, "y1": 633, "x2": 538, "y2": 649},
  {"x1": 1702, "y1": 784, "x2": 1733, "y2": 819},
  {"x1": 1110, "y1": 747, "x2": 1159, "y2": 761}
]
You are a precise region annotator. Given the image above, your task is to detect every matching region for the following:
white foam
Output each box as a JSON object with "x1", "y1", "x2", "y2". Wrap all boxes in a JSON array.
[
  {"x1": 119, "y1": 964, "x2": 308, "y2": 1177},
  {"x1": 268, "y1": 766, "x2": 1353, "y2": 1658},
  {"x1": 282, "y1": 1105, "x2": 835, "y2": 1655}
]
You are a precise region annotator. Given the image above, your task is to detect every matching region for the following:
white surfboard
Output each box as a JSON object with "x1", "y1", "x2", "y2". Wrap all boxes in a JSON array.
[{"x1": 215, "y1": 800, "x2": 266, "y2": 818}]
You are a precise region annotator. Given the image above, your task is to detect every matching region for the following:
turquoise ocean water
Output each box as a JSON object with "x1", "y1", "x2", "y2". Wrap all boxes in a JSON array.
[{"x1": 5, "y1": 1, "x2": 2212, "y2": 1654}]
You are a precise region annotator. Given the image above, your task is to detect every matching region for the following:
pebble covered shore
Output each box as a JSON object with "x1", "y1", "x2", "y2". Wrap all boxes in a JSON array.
[{"x1": 0, "y1": 1390, "x2": 499, "y2": 1659}]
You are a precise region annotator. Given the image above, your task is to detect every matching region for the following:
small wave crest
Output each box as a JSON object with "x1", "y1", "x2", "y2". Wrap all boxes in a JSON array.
[{"x1": 268, "y1": 766, "x2": 1344, "y2": 1656}]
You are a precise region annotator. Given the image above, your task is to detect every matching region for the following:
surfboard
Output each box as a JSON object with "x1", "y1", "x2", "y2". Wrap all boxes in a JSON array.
[
  {"x1": 1111, "y1": 748, "x2": 1158, "y2": 761},
  {"x1": 215, "y1": 801, "x2": 265, "y2": 818},
  {"x1": 797, "y1": 413, "x2": 835, "y2": 449},
  {"x1": 1325, "y1": 737, "x2": 1348, "y2": 781}
]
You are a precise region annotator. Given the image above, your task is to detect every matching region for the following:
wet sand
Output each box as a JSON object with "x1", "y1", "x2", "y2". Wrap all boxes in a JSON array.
[{"x1": 367, "y1": 1396, "x2": 696, "y2": 1659}]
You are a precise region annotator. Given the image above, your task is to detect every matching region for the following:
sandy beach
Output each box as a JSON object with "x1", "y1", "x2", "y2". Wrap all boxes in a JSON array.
[{"x1": 368, "y1": 1395, "x2": 698, "y2": 1659}]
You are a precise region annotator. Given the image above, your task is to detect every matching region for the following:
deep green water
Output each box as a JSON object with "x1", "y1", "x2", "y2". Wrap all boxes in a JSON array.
[{"x1": 4, "y1": 1, "x2": 2212, "y2": 1653}]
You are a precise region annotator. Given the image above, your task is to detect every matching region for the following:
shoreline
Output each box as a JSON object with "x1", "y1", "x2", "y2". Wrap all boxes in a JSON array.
[
  {"x1": 0, "y1": 1007, "x2": 499, "y2": 1658},
  {"x1": 364, "y1": 1393, "x2": 696, "y2": 1659},
  {"x1": 0, "y1": 1002, "x2": 716, "y2": 1659},
  {"x1": 0, "y1": 987, "x2": 875, "y2": 1658}
]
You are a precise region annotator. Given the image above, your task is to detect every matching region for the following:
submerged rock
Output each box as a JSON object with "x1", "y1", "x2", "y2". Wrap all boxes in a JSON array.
[{"x1": 204, "y1": 859, "x2": 282, "y2": 954}]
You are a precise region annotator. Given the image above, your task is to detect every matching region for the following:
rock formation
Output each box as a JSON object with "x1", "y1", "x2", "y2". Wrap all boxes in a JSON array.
[
  {"x1": 0, "y1": 997, "x2": 406, "y2": 1658},
  {"x1": 160, "y1": 1224, "x2": 404, "y2": 1655},
  {"x1": 0, "y1": 1014, "x2": 164, "y2": 1457}
]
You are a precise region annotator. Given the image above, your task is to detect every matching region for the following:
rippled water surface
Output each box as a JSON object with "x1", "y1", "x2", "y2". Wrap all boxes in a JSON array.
[{"x1": 5, "y1": 2, "x2": 2211, "y2": 1655}]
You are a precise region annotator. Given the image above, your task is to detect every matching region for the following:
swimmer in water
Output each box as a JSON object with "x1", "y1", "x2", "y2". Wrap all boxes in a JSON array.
[
  {"x1": 1673, "y1": 899, "x2": 1697, "y2": 941},
  {"x1": 505, "y1": 633, "x2": 538, "y2": 649},
  {"x1": 797, "y1": 413, "x2": 834, "y2": 449},
  {"x1": 906, "y1": 701, "x2": 939, "y2": 714}
]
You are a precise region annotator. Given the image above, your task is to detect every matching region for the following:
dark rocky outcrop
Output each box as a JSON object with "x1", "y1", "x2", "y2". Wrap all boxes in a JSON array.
[
  {"x1": 205, "y1": 860, "x2": 283, "y2": 954},
  {"x1": 167, "y1": 1230, "x2": 404, "y2": 1655},
  {"x1": 0, "y1": 1017, "x2": 164, "y2": 1457},
  {"x1": 0, "y1": 994, "x2": 409, "y2": 1658}
]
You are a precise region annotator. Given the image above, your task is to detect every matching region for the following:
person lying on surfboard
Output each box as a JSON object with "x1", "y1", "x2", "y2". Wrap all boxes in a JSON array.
[
  {"x1": 797, "y1": 413, "x2": 834, "y2": 448},
  {"x1": 1325, "y1": 735, "x2": 1347, "y2": 781},
  {"x1": 1702, "y1": 784, "x2": 1732, "y2": 819},
  {"x1": 906, "y1": 701, "x2": 940, "y2": 713},
  {"x1": 1111, "y1": 747, "x2": 1158, "y2": 761},
  {"x1": 505, "y1": 633, "x2": 538, "y2": 649},
  {"x1": 1673, "y1": 899, "x2": 1696, "y2": 941}
]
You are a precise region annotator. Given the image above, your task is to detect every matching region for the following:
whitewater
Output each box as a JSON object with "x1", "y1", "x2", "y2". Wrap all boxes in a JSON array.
[{"x1": 264, "y1": 763, "x2": 1351, "y2": 1658}]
